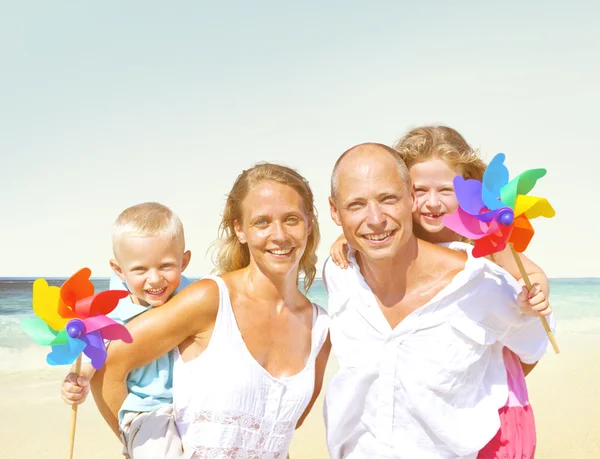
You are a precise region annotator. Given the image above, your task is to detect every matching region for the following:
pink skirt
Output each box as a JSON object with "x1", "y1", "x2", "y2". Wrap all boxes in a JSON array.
[{"x1": 477, "y1": 348, "x2": 536, "y2": 459}]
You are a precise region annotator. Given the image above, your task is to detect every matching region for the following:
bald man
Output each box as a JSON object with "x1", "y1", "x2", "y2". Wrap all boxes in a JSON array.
[{"x1": 322, "y1": 143, "x2": 549, "y2": 459}]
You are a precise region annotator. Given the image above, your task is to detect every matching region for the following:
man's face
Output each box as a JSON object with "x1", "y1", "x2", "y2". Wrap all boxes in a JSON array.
[{"x1": 329, "y1": 152, "x2": 416, "y2": 261}]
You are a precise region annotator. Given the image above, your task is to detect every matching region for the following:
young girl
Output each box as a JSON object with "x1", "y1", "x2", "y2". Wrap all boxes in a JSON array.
[{"x1": 329, "y1": 126, "x2": 553, "y2": 459}]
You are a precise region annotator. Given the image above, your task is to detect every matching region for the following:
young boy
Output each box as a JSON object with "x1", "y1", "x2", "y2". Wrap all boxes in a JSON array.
[{"x1": 61, "y1": 201, "x2": 192, "y2": 458}]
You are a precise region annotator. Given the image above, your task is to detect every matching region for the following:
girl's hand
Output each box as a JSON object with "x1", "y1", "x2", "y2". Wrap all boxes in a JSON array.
[
  {"x1": 517, "y1": 283, "x2": 552, "y2": 317},
  {"x1": 330, "y1": 234, "x2": 350, "y2": 269}
]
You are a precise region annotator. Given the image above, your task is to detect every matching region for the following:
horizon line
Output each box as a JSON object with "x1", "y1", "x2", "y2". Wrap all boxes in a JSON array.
[{"x1": 1, "y1": 276, "x2": 598, "y2": 281}]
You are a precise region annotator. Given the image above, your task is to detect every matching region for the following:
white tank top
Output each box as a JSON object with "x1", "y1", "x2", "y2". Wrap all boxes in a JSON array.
[{"x1": 173, "y1": 275, "x2": 329, "y2": 459}]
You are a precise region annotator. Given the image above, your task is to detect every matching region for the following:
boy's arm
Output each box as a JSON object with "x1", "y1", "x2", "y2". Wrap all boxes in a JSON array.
[
  {"x1": 90, "y1": 279, "x2": 220, "y2": 432},
  {"x1": 62, "y1": 276, "x2": 126, "y2": 409}
]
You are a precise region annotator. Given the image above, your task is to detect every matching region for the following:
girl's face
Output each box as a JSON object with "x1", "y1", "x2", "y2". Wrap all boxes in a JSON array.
[{"x1": 410, "y1": 158, "x2": 462, "y2": 243}]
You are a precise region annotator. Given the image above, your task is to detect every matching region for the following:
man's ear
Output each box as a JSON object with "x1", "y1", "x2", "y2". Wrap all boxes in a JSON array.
[
  {"x1": 110, "y1": 259, "x2": 126, "y2": 281},
  {"x1": 234, "y1": 219, "x2": 247, "y2": 244},
  {"x1": 410, "y1": 187, "x2": 418, "y2": 213},
  {"x1": 181, "y1": 250, "x2": 192, "y2": 272},
  {"x1": 329, "y1": 196, "x2": 342, "y2": 226}
]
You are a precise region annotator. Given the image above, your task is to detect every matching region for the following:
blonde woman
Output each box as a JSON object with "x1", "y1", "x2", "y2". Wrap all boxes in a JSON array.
[{"x1": 93, "y1": 163, "x2": 331, "y2": 459}]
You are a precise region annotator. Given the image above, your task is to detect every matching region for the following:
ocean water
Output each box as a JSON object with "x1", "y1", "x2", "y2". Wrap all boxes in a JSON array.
[{"x1": 0, "y1": 277, "x2": 597, "y2": 372}]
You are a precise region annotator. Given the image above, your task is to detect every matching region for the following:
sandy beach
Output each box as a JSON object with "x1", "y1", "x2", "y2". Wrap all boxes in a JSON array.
[{"x1": 1, "y1": 330, "x2": 598, "y2": 459}]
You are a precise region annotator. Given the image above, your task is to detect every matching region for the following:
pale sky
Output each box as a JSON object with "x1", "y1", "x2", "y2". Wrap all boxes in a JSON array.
[{"x1": 1, "y1": 1, "x2": 597, "y2": 278}]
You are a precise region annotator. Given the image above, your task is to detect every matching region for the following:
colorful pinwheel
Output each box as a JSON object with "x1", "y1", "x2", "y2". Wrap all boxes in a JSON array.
[
  {"x1": 20, "y1": 268, "x2": 133, "y2": 459},
  {"x1": 443, "y1": 153, "x2": 555, "y2": 258},
  {"x1": 443, "y1": 153, "x2": 559, "y2": 353},
  {"x1": 20, "y1": 268, "x2": 132, "y2": 369}
]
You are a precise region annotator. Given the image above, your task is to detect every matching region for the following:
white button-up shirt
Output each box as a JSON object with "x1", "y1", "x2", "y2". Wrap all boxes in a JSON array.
[{"x1": 323, "y1": 244, "x2": 549, "y2": 459}]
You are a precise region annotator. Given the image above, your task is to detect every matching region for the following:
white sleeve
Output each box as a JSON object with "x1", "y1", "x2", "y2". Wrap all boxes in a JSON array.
[
  {"x1": 481, "y1": 268, "x2": 550, "y2": 364},
  {"x1": 322, "y1": 257, "x2": 339, "y2": 294},
  {"x1": 499, "y1": 315, "x2": 550, "y2": 364}
]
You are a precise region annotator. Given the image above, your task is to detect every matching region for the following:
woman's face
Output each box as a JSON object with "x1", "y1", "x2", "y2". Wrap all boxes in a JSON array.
[
  {"x1": 235, "y1": 180, "x2": 311, "y2": 278},
  {"x1": 410, "y1": 158, "x2": 462, "y2": 242}
]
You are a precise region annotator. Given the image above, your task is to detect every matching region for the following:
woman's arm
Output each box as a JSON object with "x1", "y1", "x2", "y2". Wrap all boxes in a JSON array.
[
  {"x1": 90, "y1": 279, "x2": 220, "y2": 434},
  {"x1": 296, "y1": 334, "x2": 332, "y2": 429}
]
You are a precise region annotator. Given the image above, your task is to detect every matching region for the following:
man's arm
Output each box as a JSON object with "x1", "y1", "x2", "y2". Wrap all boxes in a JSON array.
[
  {"x1": 492, "y1": 249, "x2": 552, "y2": 376},
  {"x1": 90, "y1": 279, "x2": 220, "y2": 435},
  {"x1": 496, "y1": 285, "x2": 551, "y2": 369}
]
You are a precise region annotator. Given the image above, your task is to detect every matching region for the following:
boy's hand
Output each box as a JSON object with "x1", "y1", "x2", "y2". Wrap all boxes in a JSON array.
[
  {"x1": 330, "y1": 234, "x2": 350, "y2": 269},
  {"x1": 517, "y1": 283, "x2": 552, "y2": 317},
  {"x1": 61, "y1": 373, "x2": 90, "y2": 405}
]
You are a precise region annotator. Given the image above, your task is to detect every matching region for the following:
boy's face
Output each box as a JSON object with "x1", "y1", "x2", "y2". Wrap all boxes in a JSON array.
[{"x1": 110, "y1": 235, "x2": 191, "y2": 307}]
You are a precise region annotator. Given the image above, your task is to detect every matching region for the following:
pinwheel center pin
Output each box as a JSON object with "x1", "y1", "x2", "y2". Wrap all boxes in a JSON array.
[{"x1": 66, "y1": 319, "x2": 86, "y2": 339}]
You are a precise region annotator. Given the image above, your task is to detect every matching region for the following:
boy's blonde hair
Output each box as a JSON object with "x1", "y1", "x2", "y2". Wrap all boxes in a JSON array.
[
  {"x1": 213, "y1": 162, "x2": 320, "y2": 292},
  {"x1": 112, "y1": 202, "x2": 185, "y2": 255},
  {"x1": 393, "y1": 125, "x2": 486, "y2": 180}
]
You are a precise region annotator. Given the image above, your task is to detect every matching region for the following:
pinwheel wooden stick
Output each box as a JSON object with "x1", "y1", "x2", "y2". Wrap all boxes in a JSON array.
[
  {"x1": 509, "y1": 244, "x2": 560, "y2": 353},
  {"x1": 68, "y1": 356, "x2": 82, "y2": 459},
  {"x1": 443, "y1": 153, "x2": 559, "y2": 354},
  {"x1": 19, "y1": 268, "x2": 132, "y2": 458}
]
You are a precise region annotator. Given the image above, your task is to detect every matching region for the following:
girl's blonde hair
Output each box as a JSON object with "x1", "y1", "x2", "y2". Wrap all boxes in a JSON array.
[
  {"x1": 214, "y1": 162, "x2": 320, "y2": 291},
  {"x1": 393, "y1": 125, "x2": 486, "y2": 180},
  {"x1": 394, "y1": 125, "x2": 487, "y2": 245}
]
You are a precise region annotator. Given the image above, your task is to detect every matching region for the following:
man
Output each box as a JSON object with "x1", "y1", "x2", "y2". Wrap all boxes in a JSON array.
[{"x1": 323, "y1": 143, "x2": 549, "y2": 458}]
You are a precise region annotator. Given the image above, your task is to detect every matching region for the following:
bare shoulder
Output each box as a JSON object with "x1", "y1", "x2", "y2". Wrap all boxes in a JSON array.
[
  {"x1": 174, "y1": 277, "x2": 221, "y2": 317},
  {"x1": 218, "y1": 271, "x2": 242, "y2": 294}
]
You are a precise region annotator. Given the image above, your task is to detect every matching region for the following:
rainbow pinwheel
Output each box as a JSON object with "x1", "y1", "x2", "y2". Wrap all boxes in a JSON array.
[
  {"x1": 20, "y1": 268, "x2": 132, "y2": 369},
  {"x1": 443, "y1": 153, "x2": 555, "y2": 258},
  {"x1": 443, "y1": 152, "x2": 559, "y2": 353}
]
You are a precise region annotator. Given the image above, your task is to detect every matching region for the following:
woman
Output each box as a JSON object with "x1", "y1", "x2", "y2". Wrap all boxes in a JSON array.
[{"x1": 93, "y1": 163, "x2": 331, "y2": 459}]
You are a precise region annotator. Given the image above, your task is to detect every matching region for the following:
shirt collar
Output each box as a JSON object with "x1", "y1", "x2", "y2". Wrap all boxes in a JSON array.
[{"x1": 344, "y1": 243, "x2": 487, "y2": 308}]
